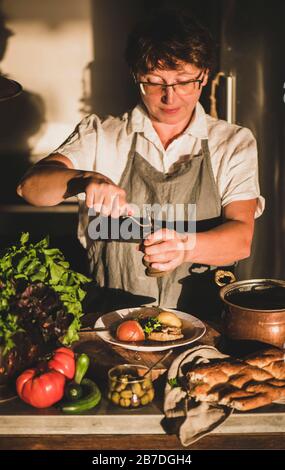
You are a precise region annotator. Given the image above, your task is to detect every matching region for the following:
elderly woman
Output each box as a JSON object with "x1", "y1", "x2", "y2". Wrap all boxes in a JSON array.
[{"x1": 17, "y1": 10, "x2": 264, "y2": 320}]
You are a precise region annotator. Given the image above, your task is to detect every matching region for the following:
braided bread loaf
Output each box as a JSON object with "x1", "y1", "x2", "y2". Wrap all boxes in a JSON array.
[{"x1": 187, "y1": 348, "x2": 285, "y2": 411}]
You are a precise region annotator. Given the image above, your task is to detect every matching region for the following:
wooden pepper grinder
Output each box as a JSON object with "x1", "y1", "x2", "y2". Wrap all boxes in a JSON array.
[{"x1": 141, "y1": 207, "x2": 170, "y2": 277}]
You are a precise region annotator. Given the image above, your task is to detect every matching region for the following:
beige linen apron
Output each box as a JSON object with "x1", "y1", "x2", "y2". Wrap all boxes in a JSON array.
[{"x1": 86, "y1": 137, "x2": 235, "y2": 321}]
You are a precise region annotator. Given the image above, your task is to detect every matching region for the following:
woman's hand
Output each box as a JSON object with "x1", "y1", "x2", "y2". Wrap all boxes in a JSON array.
[
  {"x1": 142, "y1": 228, "x2": 190, "y2": 272},
  {"x1": 83, "y1": 173, "x2": 133, "y2": 217}
]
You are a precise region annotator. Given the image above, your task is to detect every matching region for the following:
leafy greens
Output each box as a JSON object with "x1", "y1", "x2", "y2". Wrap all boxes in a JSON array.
[{"x1": 0, "y1": 232, "x2": 91, "y2": 354}]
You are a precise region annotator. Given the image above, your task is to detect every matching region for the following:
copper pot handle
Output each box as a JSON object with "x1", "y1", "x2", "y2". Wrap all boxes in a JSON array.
[{"x1": 215, "y1": 269, "x2": 236, "y2": 287}]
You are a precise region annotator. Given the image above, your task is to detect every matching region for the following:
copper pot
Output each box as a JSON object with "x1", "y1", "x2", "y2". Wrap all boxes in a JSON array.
[{"x1": 219, "y1": 279, "x2": 285, "y2": 348}]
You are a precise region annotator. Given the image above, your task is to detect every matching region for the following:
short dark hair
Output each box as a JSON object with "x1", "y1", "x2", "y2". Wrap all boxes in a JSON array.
[{"x1": 125, "y1": 9, "x2": 215, "y2": 77}]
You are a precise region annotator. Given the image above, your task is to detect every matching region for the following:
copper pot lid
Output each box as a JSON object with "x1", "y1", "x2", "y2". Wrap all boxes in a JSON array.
[{"x1": 0, "y1": 75, "x2": 22, "y2": 101}]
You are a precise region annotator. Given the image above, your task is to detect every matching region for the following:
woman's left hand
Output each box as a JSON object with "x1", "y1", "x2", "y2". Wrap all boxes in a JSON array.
[{"x1": 142, "y1": 229, "x2": 189, "y2": 272}]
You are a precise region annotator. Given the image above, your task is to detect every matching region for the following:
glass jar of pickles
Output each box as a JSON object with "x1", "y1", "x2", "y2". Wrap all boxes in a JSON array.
[{"x1": 108, "y1": 364, "x2": 155, "y2": 408}]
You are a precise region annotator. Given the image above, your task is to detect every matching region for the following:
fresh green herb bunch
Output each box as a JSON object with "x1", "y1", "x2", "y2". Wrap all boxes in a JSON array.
[
  {"x1": 0, "y1": 313, "x2": 24, "y2": 355},
  {"x1": 0, "y1": 233, "x2": 91, "y2": 354}
]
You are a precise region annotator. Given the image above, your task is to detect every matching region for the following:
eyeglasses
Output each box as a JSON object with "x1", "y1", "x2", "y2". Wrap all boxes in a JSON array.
[{"x1": 136, "y1": 71, "x2": 205, "y2": 96}]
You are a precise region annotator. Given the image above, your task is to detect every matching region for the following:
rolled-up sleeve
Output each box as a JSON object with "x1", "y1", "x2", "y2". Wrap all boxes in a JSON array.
[
  {"x1": 51, "y1": 114, "x2": 99, "y2": 172},
  {"x1": 219, "y1": 127, "x2": 265, "y2": 219}
]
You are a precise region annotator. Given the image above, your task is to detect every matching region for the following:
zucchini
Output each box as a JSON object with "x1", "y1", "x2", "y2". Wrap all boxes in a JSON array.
[
  {"x1": 63, "y1": 353, "x2": 90, "y2": 403},
  {"x1": 65, "y1": 382, "x2": 83, "y2": 401},
  {"x1": 61, "y1": 378, "x2": 101, "y2": 414}
]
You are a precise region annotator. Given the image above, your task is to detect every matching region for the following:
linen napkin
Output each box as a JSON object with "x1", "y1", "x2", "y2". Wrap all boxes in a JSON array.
[{"x1": 162, "y1": 345, "x2": 233, "y2": 446}]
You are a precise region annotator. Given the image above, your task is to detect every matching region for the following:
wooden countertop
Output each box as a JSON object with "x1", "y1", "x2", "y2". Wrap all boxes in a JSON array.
[
  {"x1": 1, "y1": 321, "x2": 285, "y2": 450},
  {"x1": 1, "y1": 433, "x2": 285, "y2": 450}
]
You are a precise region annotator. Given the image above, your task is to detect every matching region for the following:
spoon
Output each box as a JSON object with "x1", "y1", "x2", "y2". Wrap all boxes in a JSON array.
[
  {"x1": 79, "y1": 326, "x2": 109, "y2": 333},
  {"x1": 141, "y1": 348, "x2": 173, "y2": 378}
]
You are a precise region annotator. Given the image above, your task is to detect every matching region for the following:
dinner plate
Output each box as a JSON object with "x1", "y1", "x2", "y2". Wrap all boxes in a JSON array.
[{"x1": 94, "y1": 306, "x2": 206, "y2": 352}]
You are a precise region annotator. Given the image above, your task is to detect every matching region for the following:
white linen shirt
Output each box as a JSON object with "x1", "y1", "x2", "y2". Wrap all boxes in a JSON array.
[{"x1": 53, "y1": 102, "x2": 265, "y2": 232}]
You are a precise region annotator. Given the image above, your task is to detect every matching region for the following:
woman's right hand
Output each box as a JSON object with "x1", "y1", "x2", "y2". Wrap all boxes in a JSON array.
[{"x1": 83, "y1": 173, "x2": 133, "y2": 218}]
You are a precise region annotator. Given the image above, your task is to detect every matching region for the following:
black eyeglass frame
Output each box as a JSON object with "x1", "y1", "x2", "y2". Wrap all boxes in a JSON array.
[{"x1": 134, "y1": 70, "x2": 205, "y2": 93}]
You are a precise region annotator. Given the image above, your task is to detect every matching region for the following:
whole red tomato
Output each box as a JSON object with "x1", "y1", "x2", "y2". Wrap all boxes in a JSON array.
[
  {"x1": 116, "y1": 320, "x2": 145, "y2": 342},
  {"x1": 48, "y1": 347, "x2": 75, "y2": 380},
  {"x1": 16, "y1": 368, "x2": 66, "y2": 408}
]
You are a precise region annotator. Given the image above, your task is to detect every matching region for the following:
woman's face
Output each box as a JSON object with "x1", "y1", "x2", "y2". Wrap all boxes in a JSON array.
[{"x1": 137, "y1": 62, "x2": 208, "y2": 125}]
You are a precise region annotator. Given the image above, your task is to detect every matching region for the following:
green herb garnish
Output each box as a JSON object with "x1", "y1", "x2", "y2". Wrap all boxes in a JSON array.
[
  {"x1": 139, "y1": 316, "x2": 162, "y2": 335},
  {"x1": 168, "y1": 377, "x2": 179, "y2": 388}
]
